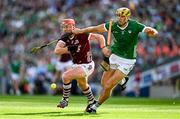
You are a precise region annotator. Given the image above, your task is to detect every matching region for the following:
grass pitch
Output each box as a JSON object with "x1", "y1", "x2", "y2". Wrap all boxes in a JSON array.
[{"x1": 0, "y1": 95, "x2": 180, "y2": 119}]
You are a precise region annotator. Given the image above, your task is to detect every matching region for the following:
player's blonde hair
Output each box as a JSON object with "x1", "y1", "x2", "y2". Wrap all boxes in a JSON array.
[{"x1": 115, "y1": 7, "x2": 131, "y2": 17}]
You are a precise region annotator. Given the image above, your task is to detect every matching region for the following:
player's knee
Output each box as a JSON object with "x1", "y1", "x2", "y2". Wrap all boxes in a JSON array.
[
  {"x1": 62, "y1": 73, "x2": 71, "y2": 83},
  {"x1": 77, "y1": 80, "x2": 88, "y2": 88},
  {"x1": 101, "y1": 80, "x2": 111, "y2": 89},
  {"x1": 101, "y1": 81, "x2": 106, "y2": 87},
  {"x1": 77, "y1": 81, "x2": 83, "y2": 86},
  {"x1": 103, "y1": 83, "x2": 113, "y2": 90}
]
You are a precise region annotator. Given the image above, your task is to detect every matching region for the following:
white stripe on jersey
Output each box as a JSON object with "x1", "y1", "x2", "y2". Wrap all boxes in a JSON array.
[
  {"x1": 88, "y1": 33, "x2": 92, "y2": 41},
  {"x1": 104, "y1": 24, "x2": 108, "y2": 31},
  {"x1": 142, "y1": 26, "x2": 147, "y2": 32},
  {"x1": 58, "y1": 40, "x2": 66, "y2": 45}
]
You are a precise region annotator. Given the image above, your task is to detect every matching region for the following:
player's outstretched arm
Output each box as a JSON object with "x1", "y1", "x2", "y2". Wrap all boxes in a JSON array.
[
  {"x1": 72, "y1": 24, "x2": 106, "y2": 34},
  {"x1": 144, "y1": 27, "x2": 158, "y2": 37},
  {"x1": 89, "y1": 33, "x2": 111, "y2": 57}
]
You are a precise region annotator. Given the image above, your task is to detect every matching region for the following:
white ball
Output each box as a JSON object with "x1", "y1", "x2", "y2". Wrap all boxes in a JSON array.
[{"x1": 50, "y1": 83, "x2": 57, "y2": 89}]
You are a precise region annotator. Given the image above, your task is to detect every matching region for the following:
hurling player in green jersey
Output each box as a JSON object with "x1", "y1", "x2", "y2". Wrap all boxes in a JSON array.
[{"x1": 73, "y1": 7, "x2": 158, "y2": 113}]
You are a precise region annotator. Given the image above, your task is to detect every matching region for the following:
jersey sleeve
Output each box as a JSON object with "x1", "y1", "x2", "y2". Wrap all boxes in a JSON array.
[
  {"x1": 58, "y1": 34, "x2": 68, "y2": 46},
  {"x1": 104, "y1": 21, "x2": 115, "y2": 32},
  {"x1": 136, "y1": 21, "x2": 145, "y2": 32},
  {"x1": 104, "y1": 21, "x2": 109, "y2": 31},
  {"x1": 58, "y1": 40, "x2": 66, "y2": 46}
]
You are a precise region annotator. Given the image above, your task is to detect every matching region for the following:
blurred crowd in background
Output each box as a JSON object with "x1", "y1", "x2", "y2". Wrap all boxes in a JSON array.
[{"x1": 0, "y1": 0, "x2": 180, "y2": 96}]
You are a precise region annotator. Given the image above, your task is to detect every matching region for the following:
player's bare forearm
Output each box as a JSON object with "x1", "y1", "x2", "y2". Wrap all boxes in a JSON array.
[
  {"x1": 84, "y1": 25, "x2": 105, "y2": 33},
  {"x1": 73, "y1": 24, "x2": 106, "y2": 34},
  {"x1": 54, "y1": 47, "x2": 69, "y2": 55},
  {"x1": 98, "y1": 35, "x2": 106, "y2": 48},
  {"x1": 90, "y1": 33, "x2": 106, "y2": 48}
]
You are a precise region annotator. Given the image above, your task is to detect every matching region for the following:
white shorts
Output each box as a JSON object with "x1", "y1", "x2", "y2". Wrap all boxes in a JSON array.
[
  {"x1": 55, "y1": 60, "x2": 73, "y2": 72},
  {"x1": 11, "y1": 73, "x2": 20, "y2": 80},
  {"x1": 109, "y1": 54, "x2": 136, "y2": 75},
  {"x1": 72, "y1": 61, "x2": 95, "y2": 77}
]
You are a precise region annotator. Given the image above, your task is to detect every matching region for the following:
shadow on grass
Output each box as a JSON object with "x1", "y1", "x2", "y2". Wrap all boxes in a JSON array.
[
  {"x1": 2, "y1": 111, "x2": 103, "y2": 117},
  {"x1": 3, "y1": 111, "x2": 61, "y2": 116}
]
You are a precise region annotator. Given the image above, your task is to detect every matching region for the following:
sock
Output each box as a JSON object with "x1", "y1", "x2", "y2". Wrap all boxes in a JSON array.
[
  {"x1": 62, "y1": 82, "x2": 71, "y2": 101},
  {"x1": 82, "y1": 86, "x2": 95, "y2": 104},
  {"x1": 91, "y1": 102, "x2": 101, "y2": 110},
  {"x1": 120, "y1": 78, "x2": 126, "y2": 85}
]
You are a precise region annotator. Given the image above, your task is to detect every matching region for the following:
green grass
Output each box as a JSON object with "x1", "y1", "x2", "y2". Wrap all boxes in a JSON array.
[{"x1": 0, "y1": 95, "x2": 180, "y2": 119}]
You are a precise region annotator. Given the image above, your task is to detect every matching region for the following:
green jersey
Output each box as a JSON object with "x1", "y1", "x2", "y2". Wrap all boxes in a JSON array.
[
  {"x1": 105, "y1": 19, "x2": 145, "y2": 59},
  {"x1": 10, "y1": 60, "x2": 21, "y2": 74}
]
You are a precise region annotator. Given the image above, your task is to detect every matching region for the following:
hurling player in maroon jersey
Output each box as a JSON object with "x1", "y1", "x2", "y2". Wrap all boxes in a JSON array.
[{"x1": 54, "y1": 19, "x2": 109, "y2": 112}]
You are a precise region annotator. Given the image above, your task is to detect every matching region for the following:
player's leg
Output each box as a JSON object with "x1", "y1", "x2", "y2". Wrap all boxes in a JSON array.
[
  {"x1": 88, "y1": 55, "x2": 135, "y2": 113},
  {"x1": 11, "y1": 73, "x2": 21, "y2": 95},
  {"x1": 57, "y1": 66, "x2": 88, "y2": 108},
  {"x1": 99, "y1": 70, "x2": 126, "y2": 103},
  {"x1": 78, "y1": 77, "x2": 97, "y2": 113},
  {"x1": 87, "y1": 70, "x2": 126, "y2": 113},
  {"x1": 85, "y1": 69, "x2": 115, "y2": 113},
  {"x1": 101, "y1": 70, "x2": 116, "y2": 88},
  {"x1": 12, "y1": 79, "x2": 20, "y2": 95},
  {"x1": 57, "y1": 76, "x2": 71, "y2": 108},
  {"x1": 76, "y1": 77, "x2": 96, "y2": 110},
  {"x1": 72, "y1": 62, "x2": 97, "y2": 112},
  {"x1": 77, "y1": 77, "x2": 94, "y2": 103}
]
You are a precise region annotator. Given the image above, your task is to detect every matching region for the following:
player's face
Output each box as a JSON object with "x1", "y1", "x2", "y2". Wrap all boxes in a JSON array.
[
  {"x1": 116, "y1": 14, "x2": 128, "y2": 26},
  {"x1": 62, "y1": 24, "x2": 75, "y2": 33}
]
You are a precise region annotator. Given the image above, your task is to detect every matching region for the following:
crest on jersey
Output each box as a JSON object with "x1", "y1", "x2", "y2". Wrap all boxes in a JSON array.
[
  {"x1": 71, "y1": 39, "x2": 79, "y2": 44},
  {"x1": 113, "y1": 31, "x2": 118, "y2": 33},
  {"x1": 128, "y1": 30, "x2": 132, "y2": 34},
  {"x1": 74, "y1": 40, "x2": 79, "y2": 44}
]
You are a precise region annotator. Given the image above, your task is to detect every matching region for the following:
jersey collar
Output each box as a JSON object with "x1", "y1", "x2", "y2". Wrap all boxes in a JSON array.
[
  {"x1": 69, "y1": 34, "x2": 75, "y2": 40},
  {"x1": 116, "y1": 22, "x2": 129, "y2": 30}
]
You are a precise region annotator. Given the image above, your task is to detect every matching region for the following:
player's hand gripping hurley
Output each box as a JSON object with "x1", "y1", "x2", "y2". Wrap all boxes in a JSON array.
[
  {"x1": 30, "y1": 39, "x2": 58, "y2": 53},
  {"x1": 30, "y1": 33, "x2": 72, "y2": 53}
]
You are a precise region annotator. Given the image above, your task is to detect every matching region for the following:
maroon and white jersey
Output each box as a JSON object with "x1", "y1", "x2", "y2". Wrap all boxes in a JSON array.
[{"x1": 60, "y1": 33, "x2": 92, "y2": 64}]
